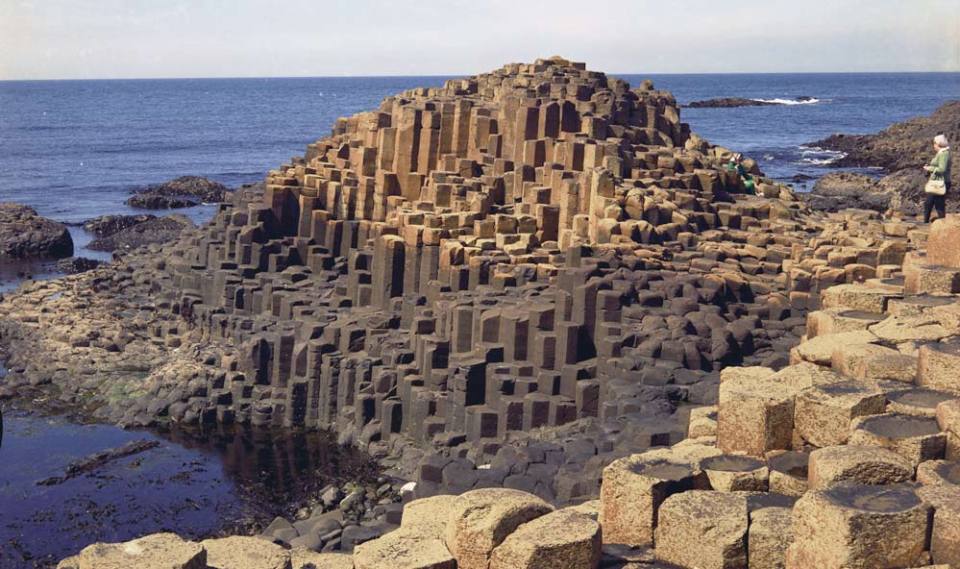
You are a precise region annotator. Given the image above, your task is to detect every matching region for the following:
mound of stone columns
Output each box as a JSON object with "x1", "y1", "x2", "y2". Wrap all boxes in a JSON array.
[{"x1": 54, "y1": 215, "x2": 960, "y2": 569}]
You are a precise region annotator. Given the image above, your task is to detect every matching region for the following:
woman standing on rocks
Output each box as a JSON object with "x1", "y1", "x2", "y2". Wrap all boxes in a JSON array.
[{"x1": 923, "y1": 134, "x2": 952, "y2": 223}]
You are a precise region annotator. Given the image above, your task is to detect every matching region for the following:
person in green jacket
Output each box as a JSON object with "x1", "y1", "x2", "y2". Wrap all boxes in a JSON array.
[
  {"x1": 923, "y1": 134, "x2": 952, "y2": 223},
  {"x1": 727, "y1": 153, "x2": 756, "y2": 194}
]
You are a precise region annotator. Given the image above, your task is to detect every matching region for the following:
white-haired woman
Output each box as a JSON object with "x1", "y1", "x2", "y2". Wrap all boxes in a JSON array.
[{"x1": 923, "y1": 134, "x2": 952, "y2": 223}]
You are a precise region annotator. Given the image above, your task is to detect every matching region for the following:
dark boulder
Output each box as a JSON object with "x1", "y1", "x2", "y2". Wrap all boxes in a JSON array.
[
  {"x1": 0, "y1": 203, "x2": 73, "y2": 259},
  {"x1": 801, "y1": 172, "x2": 892, "y2": 212},
  {"x1": 88, "y1": 215, "x2": 193, "y2": 252},
  {"x1": 83, "y1": 214, "x2": 157, "y2": 237},
  {"x1": 57, "y1": 257, "x2": 103, "y2": 274},
  {"x1": 127, "y1": 176, "x2": 229, "y2": 209}
]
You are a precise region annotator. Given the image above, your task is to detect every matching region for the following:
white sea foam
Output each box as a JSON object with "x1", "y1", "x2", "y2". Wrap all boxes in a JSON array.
[
  {"x1": 752, "y1": 97, "x2": 821, "y2": 106},
  {"x1": 797, "y1": 145, "x2": 847, "y2": 165}
]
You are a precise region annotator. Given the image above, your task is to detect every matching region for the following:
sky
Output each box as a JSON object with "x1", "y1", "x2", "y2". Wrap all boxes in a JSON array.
[{"x1": 1, "y1": 0, "x2": 958, "y2": 80}]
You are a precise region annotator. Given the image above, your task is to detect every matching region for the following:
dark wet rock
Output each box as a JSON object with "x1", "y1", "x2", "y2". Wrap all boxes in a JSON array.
[
  {"x1": 83, "y1": 214, "x2": 157, "y2": 237},
  {"x1": 811, "y1": 100, "x2": 960, "y2": 212},
  {"x1": 127, "y1": 176, "x2": 229, "y2": 209},
  {"x1": 88, "y1": 215, "x2": 193, "y2": 252},
  {"x1": 56, "y1": 257, "x2": 103, "y2": 274},
  {"x1": 685, "y1": 97, "x2": 779, "y2": 108},
  {"x1": 801, "y1": 172, "x2": 892, "y2": 212},
  {"x1": 0, "y1": 203, "x2": 73, "y2": 259},
  {"x1": 37, "y1": 439, "x2": 160, "y2": 485}
]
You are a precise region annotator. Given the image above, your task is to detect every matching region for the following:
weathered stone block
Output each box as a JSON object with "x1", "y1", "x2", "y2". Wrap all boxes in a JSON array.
[
  {"x1": 599, "y1": 456, "x2": 696, "y2": 546},
  {"x1": 489, "y1": 509, "x2": 601, "y2": 569},
  {"x1": 58, "y1": 533, "x2": 206, "y2": 569},
  {"x1": 807, "y1": 445, "x2": 914, "y2": 490},
  {"x1": 786, "y1": 483, "x2": 931, "y2": 569},
  {"x1": 443, "y1": 488, "x2": 553, "y2": 569},
  {"x1": 354, "y1": 529, "x2": 455, "y2": 569},
  {"x1": 748, "y1": 506, "x2": 793, "y2": 569},
  {"x1": 700, "y1": 454, "x2": 769, "y2": 492},
  {"x1": 794, "y1": 381, "x2": 887, "y2": 447},
  {"x1": 849, "y1": 413, "x2": 947, "y2": 465},
  {"x1": 918, "y1": 342, "x2": 960, "y2": 394},
  {"x1": 202, "y1": 536, "x2": 291, "y2": 569},
  {"x1": 654, "y1": 490, "x2": 749, "y2": 569}
]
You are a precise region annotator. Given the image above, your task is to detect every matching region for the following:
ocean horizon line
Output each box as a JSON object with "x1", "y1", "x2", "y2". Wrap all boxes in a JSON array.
[{"x1": 2, "y1": 70, "x2": 959, "y2": 83}]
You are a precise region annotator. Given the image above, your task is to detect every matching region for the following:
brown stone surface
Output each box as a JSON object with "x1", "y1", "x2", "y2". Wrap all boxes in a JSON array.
[
  {"x1": 201, "y1": 536, "x2": 291, "y2": 569},
  {"x1": 807, "y1": 445, "x2": 914, "y2": 490},
  {"x1": 489, "y1": 509, "x2": 601, "y2": 569},
  {"x1": 599, "y1": 455, "x2": 696, "y2": 547},
  {"x1": 794, "y1": 381, "x2": 887, "y2": 447},
  {"x1": 747, "y1": 506, "x2": 793, "y2": 569},
  {"x1": 917, "y1": 484, "x2": 960, "y2": 567},
  {"x1": 354, "y1": 529, "x2": 455, "y2": 569},
  {"x1": 443, "y1": 488, "x2": 553, "y2": 569},
  {"x1": 927, "y1": 215, "x2": 960, "y2": 269},
  {"x1": 849, "y1": 413, "x2": 947, "y2": 465},
  {"x1": 57, "y1": 533, "x2": 205, "y2": 569},
  {"x1": 654, "y1": 490, "x2": 749, "y2": 569},
  {"x1": 786, "y1": 483, "x2": 931, "y2": 569},
  {"x1": 290, "y1": 550, "x2": 354, "y2": 569}
]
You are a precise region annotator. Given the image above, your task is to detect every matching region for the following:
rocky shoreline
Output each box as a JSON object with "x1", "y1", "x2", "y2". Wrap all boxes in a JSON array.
[
  {"x1": 808, "y1": 100, "x2": 960, "y2": 215},
  {"x1": 1, "y1": 57, "x2": 958, "y2": 568}
]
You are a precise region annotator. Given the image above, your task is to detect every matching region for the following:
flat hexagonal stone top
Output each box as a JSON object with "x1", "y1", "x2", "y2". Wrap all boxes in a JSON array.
[
  {"x1": 627, "y1": 460, "x2": 694, "y2": 480},
  {"x1": 931, "y1": 461, "x2": 960, "y2": 484},
  {"x1": 825, "y1": 483, "x2": 922, "y2": 513},
  {"x1": 839, "y1": 310, "x2": 884, "y2": 321},
  {"x1": 768, "y1": 451, "x2": 809, "y2": 479},
  {"x1": 888, "y1": 388, "x2": 956, "y2": 410},
  {"x1": 857, "y1": 414, "x2": 942, "y2": 438},
  {"x1": 700, "y1": 455, "x2": 765, "y2": 473}
]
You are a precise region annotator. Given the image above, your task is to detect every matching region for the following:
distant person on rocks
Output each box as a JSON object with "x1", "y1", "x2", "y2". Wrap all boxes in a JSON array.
[
  {"x1": 923, "y1": 134, "x2": 951, "y2": 223},
  {"x1": 727, "y1": 153, "x2": 756, "y2": 194}
]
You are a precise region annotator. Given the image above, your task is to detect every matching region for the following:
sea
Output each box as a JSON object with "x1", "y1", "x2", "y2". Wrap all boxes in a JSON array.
[{"x1": 0, "y1": 72, "x2": 958, "y2": 567}]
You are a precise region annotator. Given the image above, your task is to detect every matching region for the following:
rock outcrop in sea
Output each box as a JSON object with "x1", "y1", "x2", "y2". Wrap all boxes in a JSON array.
[
  {"x1": 2, "y1": 57, "x2": 959, "y2": 568},
  {"x1": 0, "y1": 203, "x2": 74, "y2": 259},
  {"x1": 126, "y1": 175, "x2": 230, "y2": 209},
  {"x1": 811, "y1": 100, "x2": 960, "y2": 214}
]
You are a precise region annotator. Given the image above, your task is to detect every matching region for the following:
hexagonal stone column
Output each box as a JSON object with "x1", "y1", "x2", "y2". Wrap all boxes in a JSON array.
[
  {"x1": 599, "y1": 456, "x2": 696, "y2": 547},
  {"x1": 201, "y1": 536, "x2": 291, "y2": 569},
  {"x1": 748, "y1": 506, "x2": 793, "y2": 569},
  {"x1": 58, "y1": 533, "x2": 206, "y2": 569},
  {"x1": 443, "y1": 488, "x2": 553, "y2": 569},
  {"x1": 917, "y1": 459, "x2": 960, "y2": 487},
  {"x1": 354, "y1": 529, "x2": 456, "y2": 569},
  {"x1": 489, "y1": 509, "x2": 601, "y2": 569},
  {"x1": 794, "y1": 381, "x2": 886, "y2": 447},
  {"x1": 700, "y1": 454, "x2": 769, "y2": 492},
  {"x1": 718, "y1": 374, "x2": 798, "y2": 457},
  {"x1": 849, "y1": 413, "x2": 947, "y2": 465},
  {"x1": 917, "y1": 484, "x2": 960, "y2": 567},
  {"x1": 808, "y1": 445, "x2": 914, "y2": 490},
  {"x1": 768, "y1": 450, "x2": 809, "y2": 496},
  {"x1": 887, "y1": 388, "x2": 955, "y2": 418},
  {"x1": 786, "y1": 483, "x2": 931, "y2": 569},
  {"x1": 936, "y1": 398, "x2": 960, "y2": 459},
  {"x1": 919, "y1": 342, "x2": 960, "y2": 395},
  {"x1": 654, "y1": 490, "x2": 749, "y2": 569}
]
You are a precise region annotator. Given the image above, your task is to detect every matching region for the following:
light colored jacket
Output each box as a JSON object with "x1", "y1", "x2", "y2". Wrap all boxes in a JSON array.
[{"x1": 930, "y1": 147, "x2": 952, "y2": 190}]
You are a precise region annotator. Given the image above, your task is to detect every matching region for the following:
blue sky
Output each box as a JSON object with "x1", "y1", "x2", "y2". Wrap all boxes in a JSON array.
[{"x1": 1, "y1": 0, "x2": 958, "y2": 79}]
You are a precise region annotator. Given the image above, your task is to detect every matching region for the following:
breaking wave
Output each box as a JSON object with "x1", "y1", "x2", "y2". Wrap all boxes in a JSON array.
[{"x1": 752, "y1": 97, "x2": 821, "y2": 106}]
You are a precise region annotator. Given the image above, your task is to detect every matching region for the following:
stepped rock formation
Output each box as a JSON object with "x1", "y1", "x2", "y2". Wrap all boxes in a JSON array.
[
  {"x1": 8, "y1": 57, "x2": 960, "y2": 567},
  {"x1": 56, "y1": 213, "x2": 960, "y2": 569}
]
